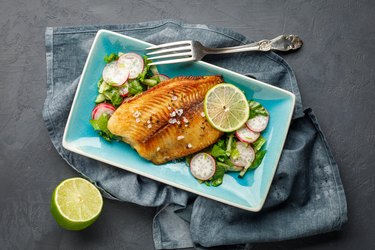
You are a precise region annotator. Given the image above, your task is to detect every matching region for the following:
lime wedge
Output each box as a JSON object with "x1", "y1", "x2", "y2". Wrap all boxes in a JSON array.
[
  {"x1": 50, "y1": 177, "x2": 103, "y2": 231},
  {"x1": 204, "y1": 84, "x2": 249, "y2": 132}
]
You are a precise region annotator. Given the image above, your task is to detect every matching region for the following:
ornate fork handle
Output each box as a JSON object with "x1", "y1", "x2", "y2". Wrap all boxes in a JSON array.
[
  {"x1": 146, "y1": 34, "x2": 303, "y2": 65},
  {"x1": 202, "y1": 35, "x2": 303, "y2": 54}
]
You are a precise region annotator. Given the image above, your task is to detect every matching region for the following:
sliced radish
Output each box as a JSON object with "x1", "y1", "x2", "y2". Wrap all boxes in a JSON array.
[
  {"x1": 235, "y1": 126, "x2": 260, "y2": 143},
  {"x1": 190, "y1": 153, "x2": 216, "y2": 181},
  {"x1": 118, "y1": 83, "x2": 129, "y2": 97},
  {"x1": 91, "y1": 103, "x2": 116, "y2": 120},
  {"x1": 230, "y1": 142, "x2": 255, "y2": 167},
  {"x1": 246, "y1": 115, "x2": 269, "y2": 132},
  {"x1": 152, "y1": 74, "x2": 169, "y2": 82},
  {"x1": 118, "y1": 53, "x2": 144, "y2": 79},
  {"x1": 102, "y1": 61, "x2": 129, "y2": 86}
]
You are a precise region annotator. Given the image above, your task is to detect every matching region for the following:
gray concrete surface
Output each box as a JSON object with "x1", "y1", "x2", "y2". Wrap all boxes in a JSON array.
[{"x1": 1, "y1": 0, "x2": 374, "y2": 249}]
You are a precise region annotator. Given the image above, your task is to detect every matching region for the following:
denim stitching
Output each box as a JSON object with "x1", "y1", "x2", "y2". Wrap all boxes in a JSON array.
[
  {"x1": 52, "y1": 20, "x2": 248, "y2": 45},
  {"x1": 307, "y1": 110, "x2": 345, "y2": 227}
]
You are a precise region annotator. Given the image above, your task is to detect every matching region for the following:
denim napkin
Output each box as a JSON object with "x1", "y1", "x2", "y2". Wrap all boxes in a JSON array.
[{"x1": 43, "y1": 19, "x2": 347, "y2": 249}]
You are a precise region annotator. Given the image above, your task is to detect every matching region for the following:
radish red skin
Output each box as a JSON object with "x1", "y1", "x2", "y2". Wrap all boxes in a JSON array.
[
  {"x1": 236, "y1": 131, "x2": 254, "y2": 143},
  {"x1": 246, "y1": 115, "x2": 269, "y2": 132},
  {"x1": 157, "y1": 74, "x2": 169, "y2": 81},
  {"x1": 92, "y1": 103, "x2": 116, "y2": 120},
  {"x1": 190, "y1": 153, "x2": 216, "y2": 181},
  {"x1": 118, "y1": 53, "x2": 144, "y2": 79},
  {"x1": 119, "y1": 83, "x2": 129, "y2": 97},
  {"x1": 107, "y1": 71, "x2": 130, "y2": 87},
  {"x1": 123, "y1": 52, "x2": 143, "y2": 63},
  {"x1": 235, "y1": 127, "x2": 260, "y2": 143},
  {"x1": 231, "y1": 142, "x2": 255, "y2": 167},
  {"x1": 102, "y1": 61, "x2": 130, "y2": 87}
]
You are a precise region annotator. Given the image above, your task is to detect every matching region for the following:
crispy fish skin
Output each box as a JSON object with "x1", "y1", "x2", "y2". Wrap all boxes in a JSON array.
[
  {"x1": 107, "y1": 75, "x2": 224, "y2": 164},
  {"x1": 134, "y1": 102, "x2": 223, "y2": 164}
]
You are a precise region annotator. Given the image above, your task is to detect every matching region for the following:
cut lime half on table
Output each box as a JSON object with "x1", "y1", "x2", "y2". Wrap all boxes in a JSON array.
[
  {"x1": 204, "y1": 83, "x2": 249, "y2": 132},
  {"x1": 51, "y1": 177, "x2": 103, "y2": 231}
]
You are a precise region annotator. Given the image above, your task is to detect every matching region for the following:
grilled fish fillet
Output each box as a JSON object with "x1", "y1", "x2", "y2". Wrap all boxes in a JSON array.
[{"x1": 107, "y1": 75, "x2": 224, "y2": 164}]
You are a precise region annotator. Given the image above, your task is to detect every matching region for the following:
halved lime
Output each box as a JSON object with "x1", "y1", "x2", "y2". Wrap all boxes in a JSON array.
[
  {"x1": 204, "y1": 84, "x2": 249, "y2": 132},
  {"x1": 50, "y1": 177, "x2": 103, "y2": 231}
]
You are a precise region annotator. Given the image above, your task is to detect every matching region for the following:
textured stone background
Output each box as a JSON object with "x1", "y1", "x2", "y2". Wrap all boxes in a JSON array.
[{"x1": 1, "y1": 0, "x2": 374, "y2": 249}]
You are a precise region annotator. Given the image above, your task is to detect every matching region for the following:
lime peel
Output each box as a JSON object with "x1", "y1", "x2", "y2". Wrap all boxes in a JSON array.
[
  {"x1": 51, "y1": 177, "x2": 103, "y2": 230},
  {"x1": 204, "y1": 84, "x2": 249, "y2": 132}
]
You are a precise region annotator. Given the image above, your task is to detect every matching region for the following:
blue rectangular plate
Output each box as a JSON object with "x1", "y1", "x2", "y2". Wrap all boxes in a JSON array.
[{"x1": 63, "y1": 30, "x2": 295, "y2": 211}]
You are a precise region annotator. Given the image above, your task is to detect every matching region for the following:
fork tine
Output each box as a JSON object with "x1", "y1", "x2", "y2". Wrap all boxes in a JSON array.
[
  {"x1": 146, "y1": 46, "x2": 192, "y2": 56},
  {"x1": 146, "y1": 40, "x2": 191, "y2": 50},
  {"x1": 148, "y1": 52, "x2": 192, "y2": 61},
  {"x1": 148, "y1": 57, "x2": 193, "y2": 66}
]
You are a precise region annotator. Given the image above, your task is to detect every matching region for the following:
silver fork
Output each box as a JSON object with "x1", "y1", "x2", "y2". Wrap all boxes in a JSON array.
[{"x1": 146, "y1": 34, "x2": 303, "y2": 65}]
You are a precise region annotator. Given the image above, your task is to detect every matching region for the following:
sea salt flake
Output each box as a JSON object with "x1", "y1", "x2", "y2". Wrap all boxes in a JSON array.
[
  {"x1": 147, "y1": 124, "x2": 152, "y2": 129},
  {"x1": 200, "y1": 112, "x2": 205, "y2": 117},
  {"x1": 133, "y1": 110, "x2": 141, "y2": 118},
  {"x1": 170, "y1": 111, "x2": 176, "y2": 117},
  {"x1": 177, "y1": 135, "x2": 184, "y2": 140},
  {"x1": 167, "y1": 106, "x2": 172, "y2": 110},
  {"x1": 176, "y1": 109, "x2": 183, "y2": 116},
  {"x1": 182, "y1": 117, "x2": 189, "y2": 123},
  {"x1": 169, "y1": 118, "x2": 177, "y2": 124},
  {"x1": 156, "y1": 147, "x2": 160, "y2": 152},
  {"x1": 135, "y1": 118, "x2": 140, "y2": 123},
  {"x1": 176, "y1": 120, "x2": 180, "y2": 124},
  {"x1": 171, "y1": 95, "x2": 178, "y2": 101},
  {"x1": 187, "y1": 143, "x2": 192, "y2": 148}
]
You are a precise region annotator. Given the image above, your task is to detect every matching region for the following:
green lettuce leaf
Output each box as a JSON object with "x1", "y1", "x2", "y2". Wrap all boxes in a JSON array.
[
  {"x1": 103, "y1": 89, "x2": 123, "y2": 107},
  {"x1": 239, "y1": 149, "x2": 267, "y2": 177},
  {"x1": 98, "y1": 80, "x2": 111, "y2": 94},
  {"x1": 211, "y1": 144, "x2": 227, "y2": 161},
  {"x1": 104, "y1": 53, "x2": 119, "y2": 63},
  {"x1": 137, "y1": 56, "x2": 152, "y2": 82},
  {"x1": 206, "y1": 163, "x2": 226, "y2": 187},
  {"x1": 250, "y1": 150, "x2": 267, "y2": 170},
  {"x1": 252, "y1": 135, "x2": 266, "y2": 152},
  {"x1": 230, "y1": 145, "x2": 240, "y2": 160},
  {"x1": 225, "y1": 134, "x2": 234, "y2": 156},
  {"x1": 248, "y1": 100, "x2": 268, "y2": 119},
  {"x1": 90, "y1": 113, "x2": 115, "y2": 141},
  {"x1": 128, "y1": 79, "x2": 144, "y2": 95}
]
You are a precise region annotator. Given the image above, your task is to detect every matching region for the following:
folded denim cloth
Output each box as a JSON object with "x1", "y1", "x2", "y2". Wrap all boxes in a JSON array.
[{"x1": 43, "y1": 19, "x2": 347, "y2": 249}]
